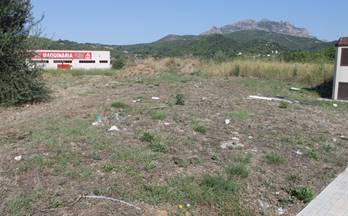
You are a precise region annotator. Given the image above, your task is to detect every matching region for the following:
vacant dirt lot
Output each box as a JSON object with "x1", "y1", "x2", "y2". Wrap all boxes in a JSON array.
[{"x1": 1, "y1": 71, "x2": 348, "y2": 216}]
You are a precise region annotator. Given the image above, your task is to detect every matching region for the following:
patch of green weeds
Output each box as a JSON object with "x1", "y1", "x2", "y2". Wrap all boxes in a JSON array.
[
  {"x1": 192, "y1": 121, "x2": 207, "y2": 134},
  {"x1": 8, "y1": 191, "x2": 43, "y2": 216},
  {"x1": 140, "y1": 131, "x2": 168, "y2": 153},
  {"x1": 175, "y1": 93, "x2": 185, "y2": 105},
  {"x1": 49, "y1": 198, "x2": 63, "y2": 209},
  {"x1": 228, "y1": 110, "x2": 250, "y2": 121},
  {"x1": 226, "y1": 163, "x2": 249, "y2": 179},
  {"x1": 265, "y1": 152, "x2": 287, "y2": 165},
  {"x1": 111, "y1": 100, "x2": 129, "y2": 109},
  {"x1": 308, "y1": 149, "x2": 320, "y2": 161},
  {"x1": 145, "y1": 161, "x2": 158, "y2": 170},
  {"x1": 151, "y1": 111, "x2": 167, "y2": 121},
  {"x1": 279, "y1": 101, "x2": 289, "y2": 109},
  {"x1": 102, "y1": 164, "x2": 115, "y2": 172},
  {"x1": 289, "y1": 186, "x2": 314, "y2": 203}
]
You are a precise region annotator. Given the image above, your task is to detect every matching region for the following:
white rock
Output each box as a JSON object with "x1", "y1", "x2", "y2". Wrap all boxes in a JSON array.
[
  {"x1": 151, "y1": 97, "x2": 160, "y2": 100},
  {"x1": 225, "y1": 119, "x2": 231, "y2": 125},
  {"x1": 248, "y1": 136, "x2": 253, "y2": 139},
  {"x1": 163, "y1": 122, "x2": 170, "y2": 126},
  {"x1": 220, "y1": 140, "x2": 244, "y2": 149},
  {"x1": 333, "y1": 103, "x2": 338, "y2": 108},
  {"x1": 14, "y1": 155, "x2": 22, "y2": 161},
  {"x1": 108, "y1": 125, "x2": 120, "y2": 132}
]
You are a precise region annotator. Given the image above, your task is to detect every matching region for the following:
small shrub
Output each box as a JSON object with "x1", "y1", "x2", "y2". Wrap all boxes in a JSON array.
[
  {"x1": 308, "y1": 149, "x2": 320, "y2": 161},
  {"x1": 151, "y1": 111, "x2": 166, "y2": 121},
  {"x1": 140, "y1": 131, "x2": 167, "y2": 153},
  {"x1": 112, "y1": 57, "x2": 126, "y2": 70},
  {"x1": 226, "y1": 163, "x2": 249, "y2": 179},
  {"x1": 102, "y1": 164, "x2": 115, "y2": 172},
  {"x1": 149, "y1": 138, "x2": 167, "y2": 153},
  {"x1": 111, "y1": 100, "x2": 129, "y2": 109},
  {"x1": 233, "y1": 64, "x2": 241, "y2": 77},
  {"x1": 145, "y1": 161, "x2": 158, "y2": 170},
  {"x1": 290, "y1": 186, "x2": 314, "y2": 203},
  {"x1": 175, "y1": 93, "x2": 185, "y2": 105},
  {"x1": 265, "y1": 152, "x2": 287, "y2": 165},
  {"x1": 49, "y1": 199, "x2": 63, "y2": 209},
  {"x1": 279, "y1": 101, "x2": 289, "y2": 109},
  {"x1": 140, "y1": 131, "x2": 156, "y2": 143},
  {"x1": 193, "y1": 122, "x2": 207, "y2": 134}
]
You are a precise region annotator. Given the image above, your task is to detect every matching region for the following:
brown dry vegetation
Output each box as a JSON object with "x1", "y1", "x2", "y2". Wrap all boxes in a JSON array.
[{"x1": 0, "y1": 59, "x2": 347, "y2": 216}]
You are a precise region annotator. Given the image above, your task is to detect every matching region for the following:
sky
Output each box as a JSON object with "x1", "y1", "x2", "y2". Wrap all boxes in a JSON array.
[{"x1": 32, "y1": 0, "x2": 348, "y2": 45}]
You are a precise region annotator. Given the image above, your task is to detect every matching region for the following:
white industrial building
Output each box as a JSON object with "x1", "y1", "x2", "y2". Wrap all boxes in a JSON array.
[
  {"x1": 333, "y1": 38, "x2": 348, "y2": 100},
  {"x1": 32, "y1": 50, "x2": 111, "y2": 70}
]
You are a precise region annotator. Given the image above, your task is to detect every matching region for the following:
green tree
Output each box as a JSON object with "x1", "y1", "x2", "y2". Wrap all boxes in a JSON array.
[{"x1": 0, "y1": 0, "x2": 49, "y2": 105}]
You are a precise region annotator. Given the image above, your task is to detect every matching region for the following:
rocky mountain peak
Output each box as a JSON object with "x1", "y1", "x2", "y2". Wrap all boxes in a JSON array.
[{"x1": 202, "y1": 19, "x2": 313, "y2": 38}]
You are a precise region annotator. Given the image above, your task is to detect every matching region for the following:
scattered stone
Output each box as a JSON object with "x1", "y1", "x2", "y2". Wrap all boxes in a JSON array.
[
  {"x1": 225, "y1": 119, "x2": 231, "y2": 125},
  {"x1": 108, "y1": 125, "x2": 120, "y2": 132},
  {"x1": 163, "y1": 122, "x2": 170, "y2": 126},
  {"x1": 14, "y1": 155, "x2": 22, "y2": 161},
  {"x1": 332, "y1": 138, "x2": 337, "y2": 142},
  {"x1": 151, "y1": 97, "x2": 160, "y2": 100},
  {"x1": 258, "y1": 200, "x2": 270, "y2": 211},
  {"x1": 333, "y1": 103, "x2": 338, "y2": 108},
  {"x1": 201, "y1": 97, "x2": 207, "y2": 101},
  {"x1": 220, "y1": 138, "x2": 244, "y2": 149},
  {"x1": 248, "y1": 135, "x2": 253, "y2": 139}
]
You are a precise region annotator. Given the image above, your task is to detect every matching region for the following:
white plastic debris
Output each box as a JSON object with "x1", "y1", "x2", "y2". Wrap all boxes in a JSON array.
[
  {"x1": 277, "y1": 207, "x2": 285, "y2": 215},
  {"x1": 333, "y1": 103, "x2": 338, "y2": 108},
  {"x1": 340, "y1": 135, "x2": 348, "y2": 140},
  {"x1": 248, "y1": 95, "x2": 294, "y2": 104},
  {"x1": 151, "y1": 97, "x2": 160, "y2": 100},
  {"x1": 295, "y1": 150, "x2": 303, "y2": 155},
  {"x1": 225, "y1": 119, "x2": 231, "y2": 125},
  {"x1": 92, "y1": 115, "x2": 103, "y2": 126},
  {"x1": 108, "y1": 126, "x2": 120, "y2": 132},
  {"x1": 290, "y1": 87, "x2": 301, "y2": 91},
  {"x1": 14, "y1": 155, "x2": 22, "y2": 161}
]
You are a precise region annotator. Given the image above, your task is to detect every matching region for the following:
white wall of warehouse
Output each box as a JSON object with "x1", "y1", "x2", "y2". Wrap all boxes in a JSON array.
[{"x1": 33, "y1": 50, "x2": 112, "y2": 70}]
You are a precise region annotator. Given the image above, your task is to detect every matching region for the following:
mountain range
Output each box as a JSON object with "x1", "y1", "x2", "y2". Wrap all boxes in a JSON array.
[
  {"x1": 32, "y1": 19, "x2": 334, "y2": 59},
  {"x1": 201, "y1": 19, "x2": 313, "y2": 38}
]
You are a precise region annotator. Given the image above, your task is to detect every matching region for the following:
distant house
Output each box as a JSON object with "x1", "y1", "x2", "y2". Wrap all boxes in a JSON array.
[{"x1": 333, "y1": 37, "x2": 348, "y2": 100}]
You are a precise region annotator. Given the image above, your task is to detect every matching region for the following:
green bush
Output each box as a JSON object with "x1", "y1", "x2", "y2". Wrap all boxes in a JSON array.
[
  {"x1": 112, "y1": 57, "x2": 126, "y2": 70},
  {"x1": 175, "y1": 93, "x2": 185, "y2": 105},
  {"x1": 290, "y1": 186, "x2": 314, "y2": 203},
  {"x1": 0, "y1": 0, "x2": 49, "y2": 105},
  {"x1": 279, "y1": 101, "x2": 289, "y2": 109}
]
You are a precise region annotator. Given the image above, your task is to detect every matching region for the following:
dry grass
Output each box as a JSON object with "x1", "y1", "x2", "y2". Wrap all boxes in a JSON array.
[
  {"x1": 203, "y1": 59, "x2": 334, "y2": 86},
  {"x1": 118, "y1": 57, "x2": 334, "y2": 87}
]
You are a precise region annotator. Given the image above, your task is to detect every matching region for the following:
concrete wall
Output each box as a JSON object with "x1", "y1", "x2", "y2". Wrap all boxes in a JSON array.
[{"x1": 333, "y1": 46, "x2": 348, "y2": 100}]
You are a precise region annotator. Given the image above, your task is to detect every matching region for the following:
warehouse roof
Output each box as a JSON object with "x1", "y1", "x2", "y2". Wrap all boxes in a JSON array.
[{"x1": 336, "y1": 37, "x2": 348, "y2": 47}]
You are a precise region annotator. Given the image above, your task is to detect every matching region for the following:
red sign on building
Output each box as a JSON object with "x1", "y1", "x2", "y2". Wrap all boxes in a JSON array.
[{"x1": 32, "y1": 51, "x2": 92, "y2": 60}]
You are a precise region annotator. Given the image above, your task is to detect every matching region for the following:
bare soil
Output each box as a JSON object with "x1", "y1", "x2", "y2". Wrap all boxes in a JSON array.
[{"x1": 1, "y1": 72, "x2": 347, "y2": 216}]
